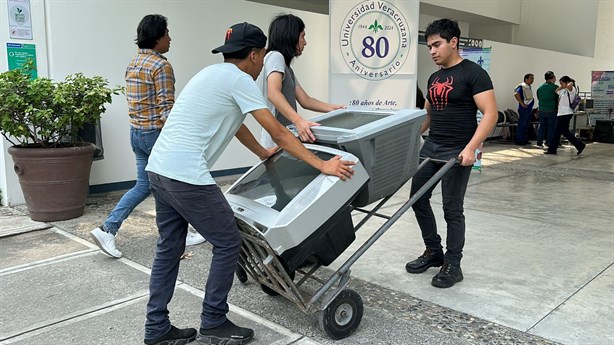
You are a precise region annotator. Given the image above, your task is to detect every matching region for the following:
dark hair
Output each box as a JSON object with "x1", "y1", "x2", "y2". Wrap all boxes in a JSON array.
[
  {"x1": 267, "y1": 14, "x2": 305, "y2": 66},
  {"x1": 560, "y1": 75, "x2": 572, "y2": 83},
  {"x1": 223, "y1": 47, "x2": 259, "y2": 60},
  {"x1": 524, "y1": 73, "x2": 534, "y2": 81},
  {"x1": 135, "y1": 14, "x2": 168, "y2": 49},
  {"x1": 424, "y1": 18, "x2": 460, "y2": 43},
  {"x1": 544, "y1": 71, "x2": 555, "y2": 80}
]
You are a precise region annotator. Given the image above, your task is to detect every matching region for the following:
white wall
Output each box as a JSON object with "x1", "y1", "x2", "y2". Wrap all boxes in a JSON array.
[
  {"x1": 43, "y1": 0, "x2": 330, "y2": 186},
  {"x1": 594, "y1": 0, "x2": 614, "y2": 61},
  {"x1": 416, "y1": 11, "x2": 613, "y2": 113},
  {"x1": 421, "y1": 0, "x2": 521, "y2": 24},
  {"x1": 487, "y1": 41, "x2": 612, "y2": 111},
  {"x1": 417, "y1": 38, "x2": 613, "y2": 114},
  {"x1": 513, "y1": 0, "x2": 599, "y2": 57},
  {"x1": 0, "y1": 0, "x2": 329, "y2": 204},
  {"x1": 0, "y1": 0, "x2": 49, "y2": 205},
  {"x1": 1, "y1": 0, "x2": 612, "y2": 205}
]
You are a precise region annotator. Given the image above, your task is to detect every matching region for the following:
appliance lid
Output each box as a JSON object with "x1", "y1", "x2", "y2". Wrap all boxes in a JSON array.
[{"x1": 226, "y1": 146, "x2": 344, "y2": 212}]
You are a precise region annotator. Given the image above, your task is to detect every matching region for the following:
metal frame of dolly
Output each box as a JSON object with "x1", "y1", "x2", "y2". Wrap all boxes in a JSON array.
[{"x1": 236, "y1": 157, "x2": 459, "y2": 339}]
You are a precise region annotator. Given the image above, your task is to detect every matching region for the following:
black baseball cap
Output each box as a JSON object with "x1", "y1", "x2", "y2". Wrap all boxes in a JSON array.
[{"x1": 212, "y1": 22, "x2": 267, "y2": 54}]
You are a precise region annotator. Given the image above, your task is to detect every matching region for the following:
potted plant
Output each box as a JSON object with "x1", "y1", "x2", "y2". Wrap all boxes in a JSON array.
[{"x1": 0, "y1": 61, "x2": 123, "y2": 221}]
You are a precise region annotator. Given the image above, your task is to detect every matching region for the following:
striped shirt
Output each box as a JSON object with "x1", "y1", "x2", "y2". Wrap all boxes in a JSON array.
[{"x1": 125, "y1": 49, "x2": 175, "y2": 129}]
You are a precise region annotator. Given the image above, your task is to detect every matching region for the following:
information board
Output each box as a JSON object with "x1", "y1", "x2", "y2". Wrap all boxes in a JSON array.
[
  {"x1": 329, "y1": 0, "x2": 420, "y2": 109},
  {"x1": 7, "y1": 0, "x2": 33, "y2": 40},
  {"x1": 6, "y1": 43, "x2": 37, "y2": 78},
  {"x1": 591, "y1": 71, "x2": 614, "y2": 118}
]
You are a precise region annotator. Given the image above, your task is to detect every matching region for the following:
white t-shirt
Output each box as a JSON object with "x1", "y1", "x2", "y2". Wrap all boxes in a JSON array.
[
  {"x1": 146, "y1": 63, "x2": 267, "y2": 185},
  {"x1": 256, "y1": 51, "x2": 300, "y2": 148},
  {"x1": 557, "y1": 87, "x2": 577, "y2": 116},
  {"x1": 256, "y1": 51, "x2": 286, "y2": 116}
]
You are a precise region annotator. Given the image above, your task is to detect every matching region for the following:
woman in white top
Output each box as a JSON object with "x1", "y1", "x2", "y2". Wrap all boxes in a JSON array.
[
  {"x1": 258, "y1": 14, "x2": 344, "y2": 148},
  {"x1": 545, "y1": 75, "x2": 586, "y2": 155}
]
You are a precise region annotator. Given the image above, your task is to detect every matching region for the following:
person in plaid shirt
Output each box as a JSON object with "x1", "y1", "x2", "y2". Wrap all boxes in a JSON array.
[{"x1": 91, "y1": 14, "x2": 205, "y2": 259}]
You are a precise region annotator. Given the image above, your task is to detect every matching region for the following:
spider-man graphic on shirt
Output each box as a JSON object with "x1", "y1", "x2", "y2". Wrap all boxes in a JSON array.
[{"x1": 429, "y1": 76, "x2": 454, "y2": 111}]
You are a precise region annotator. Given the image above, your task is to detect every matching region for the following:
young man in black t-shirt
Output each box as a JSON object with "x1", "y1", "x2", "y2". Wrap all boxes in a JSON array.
[{"x1": 405, "y1": 19, "x2": 498, "y2": 288}]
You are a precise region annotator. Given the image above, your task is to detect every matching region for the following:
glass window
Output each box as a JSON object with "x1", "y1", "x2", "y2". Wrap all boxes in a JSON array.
[
  {"x1": 227, "y1": 150, "x2": 334, "y2": 211},
  {"x1": 316, "y1": 112, "x2": 387, "y2": 129}
]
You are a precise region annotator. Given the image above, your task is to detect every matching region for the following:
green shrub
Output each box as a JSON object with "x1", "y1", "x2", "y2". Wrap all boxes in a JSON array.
[{"x1": 0, "y1": 60, "x2": 123, "y2": 148}]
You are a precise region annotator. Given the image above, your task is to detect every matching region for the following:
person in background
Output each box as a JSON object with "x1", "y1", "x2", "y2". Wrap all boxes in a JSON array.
[
  {"x1": 90, "y1": 15, "x2": 205, "y2": 260},
  {"x1": 404, "y1": 18, "x2": 498, "y2": 288},
  {"x1": 416, "y1": 86, "x2": 426, "y2": 109},
  {"x1": 514, "y1": 73, "x2": 535, "y2": 145},
  {"x1": 142, "y1": 22, "x2": 355, "y2": 345},
  {"x1": 545, "y1": 76, "x2": 586, "y2": 155},
  {"x1": 258, "y1": 13, "x2": 344, "y2": 148},
  {"x1": 535, "y1": 71, "x2": 558, "y2": 148}
]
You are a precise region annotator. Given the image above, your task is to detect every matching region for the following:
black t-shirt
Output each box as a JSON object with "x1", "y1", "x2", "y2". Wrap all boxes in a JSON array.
[{"x1": 426, "y1": 59, "x2": 493, "y2": 147}]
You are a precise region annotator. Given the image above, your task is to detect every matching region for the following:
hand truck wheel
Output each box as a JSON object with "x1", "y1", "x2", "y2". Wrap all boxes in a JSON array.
[{"x1": 318, "y1": 289, "x2": 363, "y2": 339}]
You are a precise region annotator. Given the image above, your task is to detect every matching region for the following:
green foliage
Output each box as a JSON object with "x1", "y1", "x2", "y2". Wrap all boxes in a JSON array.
[
  {"x1": 0, "y1": 61, "x2": 123, "y2": 148},
  {"x1": 369, "y1": 20, "x2": 383, "y2": 34}
]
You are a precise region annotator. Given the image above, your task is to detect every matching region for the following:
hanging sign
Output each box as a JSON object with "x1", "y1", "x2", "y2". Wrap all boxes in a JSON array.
[
  {"x1": 418, "y1": 30, "x2": 483, "y2": 49},
  {"x1": 7, "y1": 0, "x2": 33, "y2": 40}
]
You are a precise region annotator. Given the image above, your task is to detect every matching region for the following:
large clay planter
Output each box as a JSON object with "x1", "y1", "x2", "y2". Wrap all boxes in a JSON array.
[{"x1": 8, "y1": 143, "x2": 95, "y2": 222}]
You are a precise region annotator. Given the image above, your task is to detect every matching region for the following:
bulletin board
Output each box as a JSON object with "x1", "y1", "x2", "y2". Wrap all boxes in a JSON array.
[{"x1": 591, "y1": 71, "x2": 614, "y2": 118}]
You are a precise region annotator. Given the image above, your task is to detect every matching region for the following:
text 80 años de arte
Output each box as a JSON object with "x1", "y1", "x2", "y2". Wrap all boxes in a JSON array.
[{"x1": 348, "y1": 99, "x2": 398, "y2": 107}]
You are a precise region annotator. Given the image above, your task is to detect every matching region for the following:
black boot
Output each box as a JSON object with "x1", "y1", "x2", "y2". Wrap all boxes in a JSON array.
[
  {"x1": 431, "y1": 263, "x2": 463, "y2": 288},
  {"x1": 405, "y1": 248, "x2": 444, "y2": 273}
]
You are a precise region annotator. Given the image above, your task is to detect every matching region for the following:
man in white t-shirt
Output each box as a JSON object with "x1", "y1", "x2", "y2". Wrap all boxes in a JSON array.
[{"x1": 142, "y1": 22, "x2": 355, "y2": 345}]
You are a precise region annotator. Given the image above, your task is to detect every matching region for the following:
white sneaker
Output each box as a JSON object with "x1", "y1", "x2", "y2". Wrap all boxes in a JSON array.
[
  {"x1": 90, "y1": 227, "x2": 122, "y2": 258},
  {"x1": 186, "y1": 226, "x2": 206, "y2": 246}
]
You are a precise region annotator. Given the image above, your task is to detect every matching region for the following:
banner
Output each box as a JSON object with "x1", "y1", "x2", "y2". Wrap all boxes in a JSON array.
[
  {"x1": 330, "y1": 0, "x2": 420, "y2": 109},
  {"x1": 460, "y1": 48, "x2": 491, "y2": 72},
  {"x1": 591, "y1": 71, "x2": 614, "y2": 118},
  {"x1": 460, "y1": 48, "x2": 491, "y2": 171}
]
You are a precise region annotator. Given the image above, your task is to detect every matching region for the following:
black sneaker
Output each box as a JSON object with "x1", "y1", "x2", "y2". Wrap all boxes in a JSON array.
[
  {"x1": 577, "y1": 144, "x2": 586, "y2": 155},
  {"x1": 197, "y1": 319, "x2": 254, "y2": 345},
  {"x1": 405, "y1": 248, "x2": 444, "y2": 273},
  {"x1": 431, "y1": 263, "x2": 463, "y2": 288},
  {"x1": 144, "y1": 325, "x2": 197, "y2": 345}
]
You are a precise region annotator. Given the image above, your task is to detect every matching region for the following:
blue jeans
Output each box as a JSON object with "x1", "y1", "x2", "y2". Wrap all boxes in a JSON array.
[
  {"x1": 145, "y1": 172, "x2": 241, "y2": 340},
  {"x1": 410, "y1": 139, "x2": 472, "y2": 265},
  {"x1": 537, "y1": 110, "x2": 557, "y2": 146},
  {"x1": 103, "y1": 128, "x2": 160, "y2": 235},
  {"x1": 515, "y1": 106, "x2": 533, "y2": 144}
]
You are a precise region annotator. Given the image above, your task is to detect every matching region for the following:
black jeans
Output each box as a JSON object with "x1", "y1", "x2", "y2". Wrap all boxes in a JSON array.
[
  {"x1": 144, "y1": 172, "x2": 241, "y2": 340},
  {"x1": 547, "y1": 114, "x2": 586, "y2": 153},
  {"x1": 537, "y1": 110, "x2": 557, "y2": 146},
  {"x1": 410, "y1": 139, "x2": 472, "y2": 265}
]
